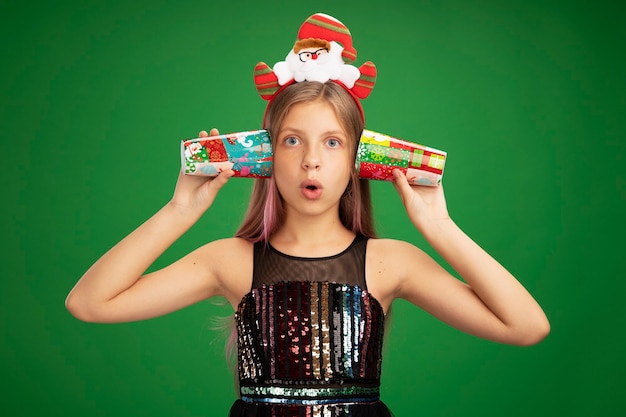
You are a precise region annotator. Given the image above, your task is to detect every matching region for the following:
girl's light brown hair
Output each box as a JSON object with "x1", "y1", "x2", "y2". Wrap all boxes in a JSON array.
[{"x1": 235, "y1": 81, "x2": 376, "y2": 242}]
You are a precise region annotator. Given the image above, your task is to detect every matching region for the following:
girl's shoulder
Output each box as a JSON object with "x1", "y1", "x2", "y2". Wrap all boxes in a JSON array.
[
  {"x1": 365, "y1": 238, "x2": 428, "y2": 311},
  {"x1": 366, "y1": 237, "x2": 422, "y2": 259},
  {"x1": 207, "y1": 236, "x2": 255, "y2": 252},
  {"x1": 194, "y1": 236, "x2": 254, "y2": 264},
  {"x1": 196, "y1": 237, "x2": 254, "y2": 308}
]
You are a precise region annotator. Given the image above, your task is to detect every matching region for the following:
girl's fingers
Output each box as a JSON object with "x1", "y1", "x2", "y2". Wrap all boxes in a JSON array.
[
  {"x1": 210, "y1": 169, "x2": 235, "y2": 189},
  {"x1": 198, "y1": 128, "x2": 219, "y2": 138},
  {"x1": 391, "y1": 169, "x2": 411, "y2": 200}
]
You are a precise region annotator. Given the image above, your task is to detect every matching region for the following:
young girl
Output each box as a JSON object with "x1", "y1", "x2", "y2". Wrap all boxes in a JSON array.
[{"x1": 66, "y1": 14, "x2": 549, "y2": 417}]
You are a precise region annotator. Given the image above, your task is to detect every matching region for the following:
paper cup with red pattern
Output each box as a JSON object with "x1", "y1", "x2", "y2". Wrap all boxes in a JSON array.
[
  {"x1": 356, "y1": 129, "x2": 446, "y2": 186},
  {"x1": 182, "y1": 130, "x2": 273, "y2": 178}
]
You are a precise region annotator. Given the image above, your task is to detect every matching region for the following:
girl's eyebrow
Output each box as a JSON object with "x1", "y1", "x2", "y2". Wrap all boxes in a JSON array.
[{"x1": 280, "y1": 126, "x2": 346, "y2": 137}]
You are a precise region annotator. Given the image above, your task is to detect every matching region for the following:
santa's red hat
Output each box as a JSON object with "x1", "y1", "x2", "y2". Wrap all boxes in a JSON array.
[{"x1": 296, "y1": 13, "x2": 357, "y2": 64}]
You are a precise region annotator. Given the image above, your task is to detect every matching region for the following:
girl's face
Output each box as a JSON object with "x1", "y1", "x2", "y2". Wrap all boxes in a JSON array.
[{"x1": 273, "y1": 100, "x2": 353, "y2": 219}]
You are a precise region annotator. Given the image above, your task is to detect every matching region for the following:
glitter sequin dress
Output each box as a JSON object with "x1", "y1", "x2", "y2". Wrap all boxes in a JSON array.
[{"x1": 229, "y1": 234, "x2": 393, "y2": 416}]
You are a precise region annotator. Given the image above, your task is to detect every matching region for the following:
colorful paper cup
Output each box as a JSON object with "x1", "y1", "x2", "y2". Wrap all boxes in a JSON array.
[
  {"x1": 356, "y1": 129, "x2": 446, "y2": 186},
  {"x1": 181, "y1": 130, "x2": 273, "y2": 178}
]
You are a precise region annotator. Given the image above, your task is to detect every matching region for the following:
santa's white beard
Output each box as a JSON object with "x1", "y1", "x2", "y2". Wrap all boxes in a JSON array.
[
  {"x1": 273, "y1": 42, "x2": 360, "y2": 88},
  {"x1": 291, "y1": 51, "x2": 342, "y2": 82}
]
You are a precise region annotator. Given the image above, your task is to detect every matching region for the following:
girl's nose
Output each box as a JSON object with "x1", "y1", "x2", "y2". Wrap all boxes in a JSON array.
[
  {"x1": 303, "y1": 159, "x2": 321, "y2": 169},
  {"x1": 302, "y1": 148, "x2": 321, "y2": 170}
]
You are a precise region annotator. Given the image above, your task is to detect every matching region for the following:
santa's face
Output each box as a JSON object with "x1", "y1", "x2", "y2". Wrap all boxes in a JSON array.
[
  {"x1": 286, "y1": 41, "x2": 345, "y2": 79},
  {"x1": 296, "y1": 47, "x2": 329, "y2": 62}
]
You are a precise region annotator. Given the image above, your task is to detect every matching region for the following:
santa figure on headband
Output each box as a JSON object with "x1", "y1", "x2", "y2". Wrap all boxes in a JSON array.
[
  {"x1": 254, "y1": 13, "x2": 376, "y2": 101},
  {"x1": 273, "y1": 28, "x2": 360, "y2": 87}
]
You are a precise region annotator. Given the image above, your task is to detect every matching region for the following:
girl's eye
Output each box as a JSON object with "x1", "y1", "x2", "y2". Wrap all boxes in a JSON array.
[
  {"x1": 285, "y1": 136, "x2": 300, "y2": 146},
  {"x1": 326, "y1": 138, "x2": 340, "y2": 148}
]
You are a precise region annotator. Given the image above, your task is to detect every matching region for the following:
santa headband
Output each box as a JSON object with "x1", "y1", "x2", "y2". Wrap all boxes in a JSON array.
[{"x1": 253, "y1": 13, "x2": 377, "y2": 125}]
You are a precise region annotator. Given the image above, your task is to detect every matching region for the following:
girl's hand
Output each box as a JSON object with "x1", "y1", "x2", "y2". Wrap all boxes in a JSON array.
[
  {"x1": 391, "y1": 169, "x2": 450, "y2": 230},
  {"x1": 170, "y1": 128, "x2": 235, "y2": 215}
]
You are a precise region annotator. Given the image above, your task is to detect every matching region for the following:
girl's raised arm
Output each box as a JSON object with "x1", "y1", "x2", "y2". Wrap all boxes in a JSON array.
[
  {"x1": 65, "y1": 129, "x2": 243, "y2": 323},
  {"x1": 388, "y1": 170, "x2": 550, "y2": 346}
]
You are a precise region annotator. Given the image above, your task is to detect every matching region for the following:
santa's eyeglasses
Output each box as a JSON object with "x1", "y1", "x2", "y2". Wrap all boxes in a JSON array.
[{"x1": 298, "y1": 48, "x2": 329, "y2": 62}]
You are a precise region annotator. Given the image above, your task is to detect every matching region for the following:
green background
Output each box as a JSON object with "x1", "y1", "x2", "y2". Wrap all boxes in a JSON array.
[{"x1": 2, "y1": 0, "x2": 624, "y2": 415}]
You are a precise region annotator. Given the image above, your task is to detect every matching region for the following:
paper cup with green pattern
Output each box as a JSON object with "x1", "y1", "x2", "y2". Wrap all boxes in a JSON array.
[{"x1": 356, "y1": 129, "x2": 446, "y2": 186}]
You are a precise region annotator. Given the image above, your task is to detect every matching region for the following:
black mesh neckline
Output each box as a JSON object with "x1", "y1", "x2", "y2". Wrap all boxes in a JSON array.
[{"x1": 252, "y1": 234, "x2": 369, "y2": 289}]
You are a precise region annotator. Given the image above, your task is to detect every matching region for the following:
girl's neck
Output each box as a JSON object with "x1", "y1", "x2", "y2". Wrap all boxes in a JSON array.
[{"x1": 270, "y1": 212, "x2": 355, "y2": 257}]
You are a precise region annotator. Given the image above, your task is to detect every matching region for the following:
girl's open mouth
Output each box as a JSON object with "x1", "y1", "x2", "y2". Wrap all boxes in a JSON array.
[{"x1": 301, "y1": 180, "x2": 323, "y2": 199}]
